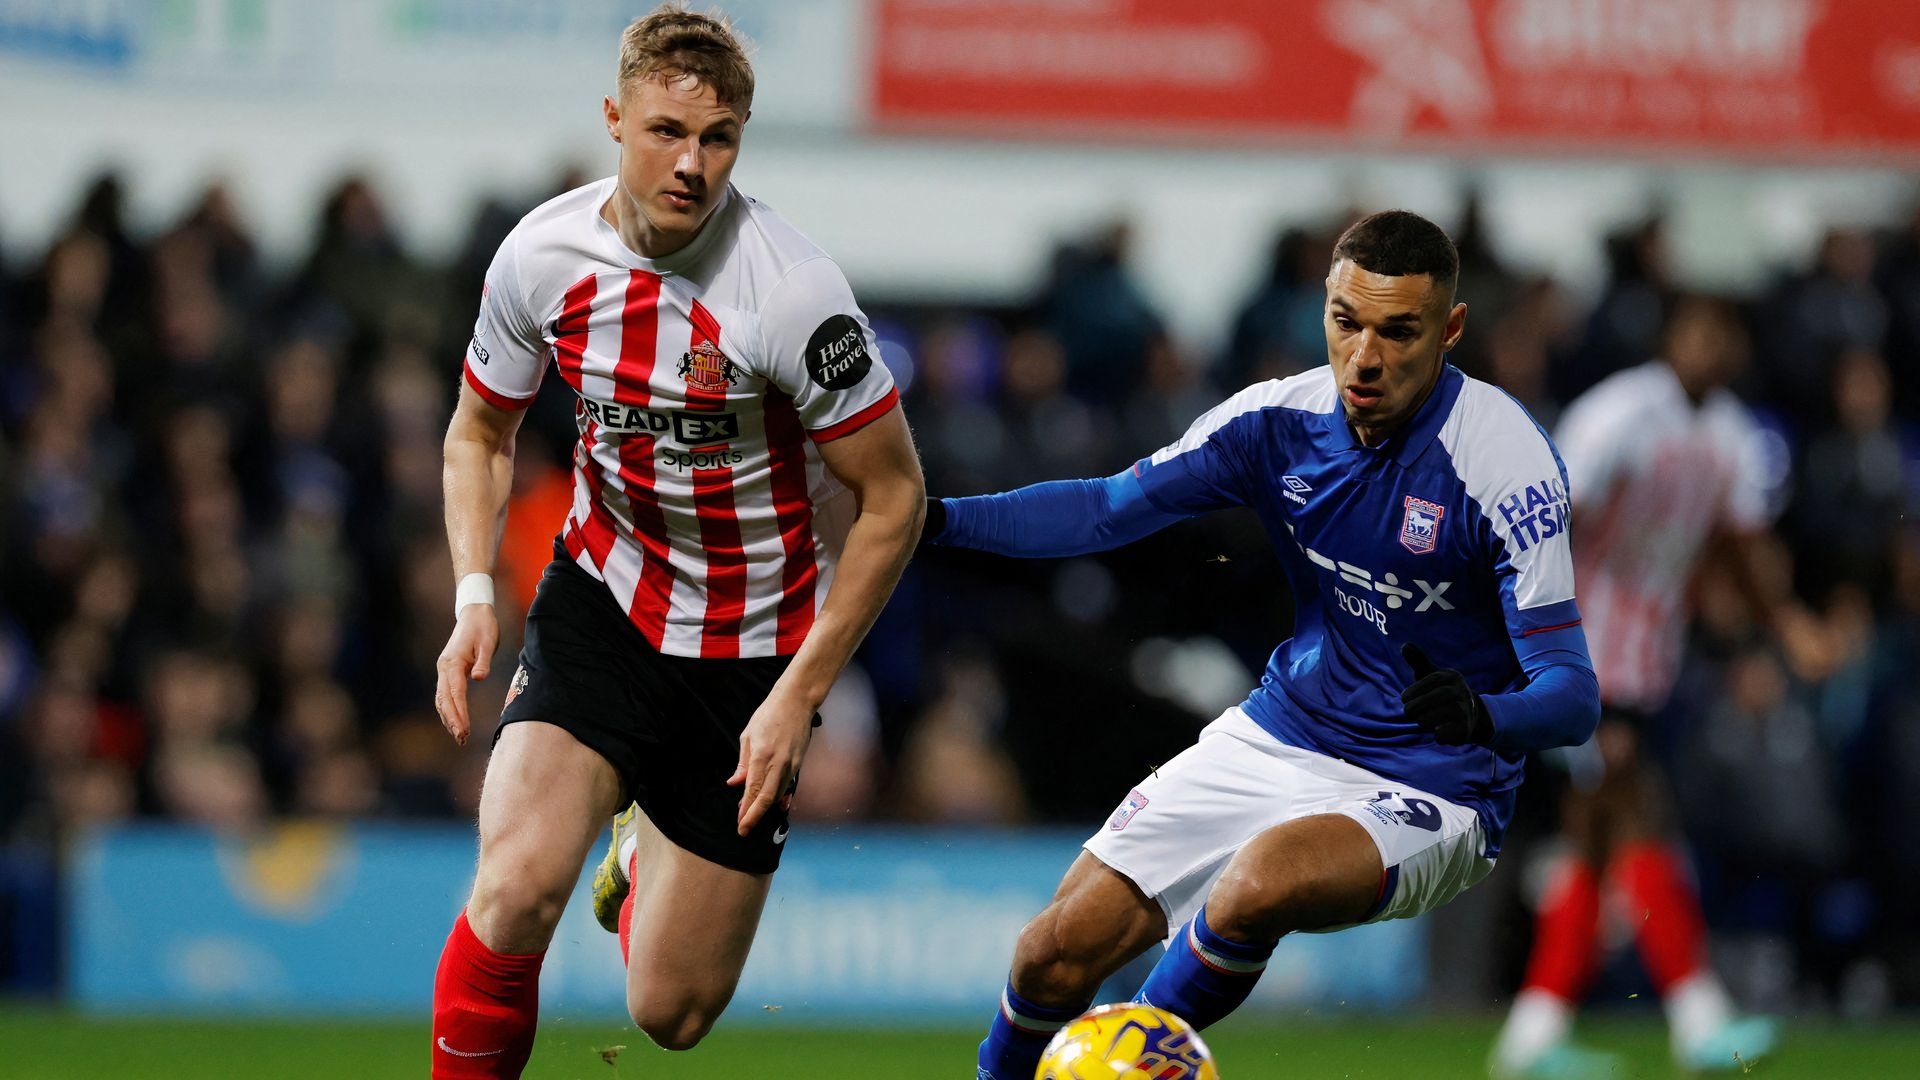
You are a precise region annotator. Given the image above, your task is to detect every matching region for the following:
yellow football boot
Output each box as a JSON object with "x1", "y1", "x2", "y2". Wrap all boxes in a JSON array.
[{"x1": 590, "y1": 801, "x2": 640, "y2": 933}]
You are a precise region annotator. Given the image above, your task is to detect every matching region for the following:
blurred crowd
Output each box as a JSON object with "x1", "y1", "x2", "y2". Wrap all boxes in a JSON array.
[{"x1": 1, "y1": 172, "x2": 1917, "y2": 1008}]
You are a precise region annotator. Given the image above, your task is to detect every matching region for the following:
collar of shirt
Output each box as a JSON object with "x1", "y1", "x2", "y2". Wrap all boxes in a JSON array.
[{"x1": 591, "y1": 178, "x2": 737, "y2": 275}]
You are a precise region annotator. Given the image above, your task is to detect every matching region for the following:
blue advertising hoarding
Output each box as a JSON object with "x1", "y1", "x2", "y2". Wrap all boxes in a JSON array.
[{"x1": 68, "y1": 824, "x2": 1423, "y2": 1021}]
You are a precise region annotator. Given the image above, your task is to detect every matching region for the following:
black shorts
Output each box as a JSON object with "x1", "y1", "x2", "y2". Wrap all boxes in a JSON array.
[{"x1": 496, "y1": 554, "x2": 809, "y2": 875}]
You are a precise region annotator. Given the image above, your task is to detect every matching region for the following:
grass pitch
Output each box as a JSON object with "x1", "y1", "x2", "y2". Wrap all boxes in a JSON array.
[{"x1": 1, "y1": 1006, "x2": 1915, "y2": 1078}]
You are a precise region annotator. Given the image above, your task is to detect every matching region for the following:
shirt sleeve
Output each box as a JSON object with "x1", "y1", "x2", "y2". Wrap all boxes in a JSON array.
[
  {"x1": 1127, "y1": 387, "x2": 1268, "y2": 515},
  {"x1": 1468, "y1": 406, "x2": 1579, "y2": 639},
  {"x1": 756, "y1": 256, "x2": 898, "y2": 443},
  {"x1": 1480, "y1": 623, "x2": 1601, "y2": 752},
  {"x1": 462, "y1": 230, "x2": 547, "y2": 410}
]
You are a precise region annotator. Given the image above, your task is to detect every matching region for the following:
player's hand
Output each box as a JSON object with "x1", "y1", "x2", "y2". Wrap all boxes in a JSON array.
[
  {"x1": 434, "y1": 604, "x2": 499, "y2": 747},
  {"x1": 727, "y1": 688, "x2": 814, "y2": 837},
  {"x1": 1400, "y1": 643, "x2": 1494, "y2": 747}
]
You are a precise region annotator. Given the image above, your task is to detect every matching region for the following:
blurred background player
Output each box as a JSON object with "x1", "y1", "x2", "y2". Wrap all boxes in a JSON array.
[
  {"x1": 930, "y1": 211, "x2": 1601, "y2": 1080},
  {"x1": 1489, "y1": 296, "x2": 1829, "y2": 1077},
  {"x1": 429, "y1": 7, "x2": 923, "y2": 1076}
]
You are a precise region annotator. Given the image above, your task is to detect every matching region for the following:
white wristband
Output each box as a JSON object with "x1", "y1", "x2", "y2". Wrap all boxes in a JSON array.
[{"x1": 455, "y1": 573, "x2": 496, "y2": 616}]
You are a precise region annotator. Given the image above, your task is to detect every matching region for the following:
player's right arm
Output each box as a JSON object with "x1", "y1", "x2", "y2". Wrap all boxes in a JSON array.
[
  {"x1": 436, "y1": 229, "x2": 546, "y2": 744},
  {"x1": 926, "y1": 386, "x2": 1258, "y2": 557},
  {"x1": 437, "y1": 385, "x2": 527, "y2": 745}
]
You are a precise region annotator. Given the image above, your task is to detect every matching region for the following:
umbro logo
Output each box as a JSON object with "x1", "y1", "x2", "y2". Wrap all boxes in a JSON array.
[{"x1": 1281, "y1": 475, "x2": 1312, "y2": 506}]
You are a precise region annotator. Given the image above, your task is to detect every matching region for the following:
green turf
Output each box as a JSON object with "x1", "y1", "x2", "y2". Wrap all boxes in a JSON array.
[{"x1": 2, "y1": 1007, "x2": 1916, "y2": 1078}]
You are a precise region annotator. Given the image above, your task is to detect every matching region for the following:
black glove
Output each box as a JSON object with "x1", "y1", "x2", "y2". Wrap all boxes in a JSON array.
[
  {"x1": 1400, "y1": 643, "x2": 1494, "y2": 747},
  {"x1": 920, "y1": 497, "x2": 947, "y2": 546}
]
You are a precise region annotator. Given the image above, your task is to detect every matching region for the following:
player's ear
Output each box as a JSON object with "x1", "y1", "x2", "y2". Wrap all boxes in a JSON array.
[
  {"x1": 1441, "y1": 301, "x2": 1467, "y2": 353},
  {"x1": 603, "y1": 94, "x2": 622, "y2": 142}
]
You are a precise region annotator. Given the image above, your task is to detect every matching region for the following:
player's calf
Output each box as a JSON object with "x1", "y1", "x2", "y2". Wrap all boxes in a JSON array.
[
  {"x1": 1007, "y1": 858, "x2": 1166, "y2": 1006},
  {"x1": 979, "y1": 855, "x2": 1165, "y2": 1080},
  {"x1": 1134, "y1": 815, "x2": 1385, "y2": 1033}
]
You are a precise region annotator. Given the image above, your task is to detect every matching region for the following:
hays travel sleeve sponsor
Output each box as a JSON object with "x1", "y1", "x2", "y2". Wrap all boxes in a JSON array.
[{"x1": 755, "y1": 256, "x2": 898, "y2": 441}]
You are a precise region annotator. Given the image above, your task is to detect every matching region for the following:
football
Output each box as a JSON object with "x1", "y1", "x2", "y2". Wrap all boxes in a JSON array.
[{"x1": 1035, "y1": 1003, "x2": 1220, "y2": 1079}]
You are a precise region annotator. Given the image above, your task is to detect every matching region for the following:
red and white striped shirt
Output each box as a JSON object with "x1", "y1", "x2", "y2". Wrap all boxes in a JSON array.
[
  {"x1": 463, "y1": 178, "x2": 900, "y2": 659},
  {"x1": 1554, "y1": 362, "x2": 1770, "y2": 711}
]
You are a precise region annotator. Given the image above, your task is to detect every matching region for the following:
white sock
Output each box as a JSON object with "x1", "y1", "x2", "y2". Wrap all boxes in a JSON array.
[
  {"x1": 1492, "y1": 989, "x2": 1573, "y2": 1072},
  {"x1": 1665, "y1": 971, "x2": 1733, "y2": 1054},
  {"x1": 617, "y1": 833, "x2": 639, "y2": 879}
]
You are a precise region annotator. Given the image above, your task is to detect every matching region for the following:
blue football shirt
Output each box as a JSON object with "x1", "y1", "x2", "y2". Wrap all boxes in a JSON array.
[{"x1": 1125, "y1": 363, "x2": 1583, "y2": 854}]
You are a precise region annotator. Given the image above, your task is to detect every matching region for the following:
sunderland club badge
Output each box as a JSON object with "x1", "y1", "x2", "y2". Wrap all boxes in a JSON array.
[{"x1": 678, "y1": 339, "x2": 739, "y2": 392}]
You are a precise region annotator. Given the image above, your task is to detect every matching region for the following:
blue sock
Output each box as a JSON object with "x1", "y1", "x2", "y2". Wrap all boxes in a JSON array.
[
  {"x1": 1134, "y1": 905, "x2": 1276, "y2": 1031},
  {"x1": 977, "y1": 978, "x2": 1087, "y2": 1080}
]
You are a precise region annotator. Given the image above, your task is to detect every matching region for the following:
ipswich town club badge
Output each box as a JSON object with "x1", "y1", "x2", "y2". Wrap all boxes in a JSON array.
[
  {"x1": 1108, "y1": 789, "x2": 1149, "y2": 831},
  {"x1": 1399, "y1": 496, "x2": 1445, "y2": 555},
  {"x1": 677, "y1": 340, "x2": 739, "y2": 392}
]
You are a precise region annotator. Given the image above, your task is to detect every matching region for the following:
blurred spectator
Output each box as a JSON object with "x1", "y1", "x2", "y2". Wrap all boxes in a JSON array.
[
  {"x1": 1447, "y1": 192, "x2": 1518, "y2": 380},
  {"x1": 894, "y1": 652, "x2": 1025, "y2": 825},
  {"x1": 1040, "y1": 223, "x2": 1164, "y2": 406},
  {"x1": 904, "y1": 316, "x2": 1006, "y2": 496},
  {"x1": 1118, "y1": 333, "x2": 1218, "y2": 454},
  {"x1": 1485, "y1": 277, "x2": 1577, "y2": 427},
  {"x1": 990, "y1": 327, "x2": 1111, "y2": 488},
  {"x1": 1554, "y1": 216, "x2": 1670, "y2": 402},
  {"x1": 1679, "y1": 647, "x2": 1845, "y2": 877},
  {"x1": 1874, "y1": 201, "x2": 1920, "y2": 416},
  {"x1": 1789, "y1": 349, "x2": 1908, "y2": 599},
  {"x1": 1759, "y1": 228, "x2": 1889, "y2": 428},
  {"x1": 1221, "y1": 226, "x2": 1330, "y2": 387},
  {"x1": 291, "y1": 175, "x2": 420, "y2": 330}
]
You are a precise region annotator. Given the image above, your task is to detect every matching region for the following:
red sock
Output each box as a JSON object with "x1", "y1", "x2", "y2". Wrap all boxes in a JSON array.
[
  {"x1": 431, "y1": 910, "x2": 544, "y2": 1078},
  {"x1": 1520, "y1": 857, "x2": 1602, "y2": 1002},
  {"x1": 1610, "y1": 841, "x2": 1708, "y2": 994},
  {"x1": 616, "y1": 849, "x2": 638, "y2": 966}
]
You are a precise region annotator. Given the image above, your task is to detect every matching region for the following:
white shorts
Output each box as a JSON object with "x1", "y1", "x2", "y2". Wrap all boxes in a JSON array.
[{"x1": 1083, "y1": 708, "x2": 1496, "y2": 940}]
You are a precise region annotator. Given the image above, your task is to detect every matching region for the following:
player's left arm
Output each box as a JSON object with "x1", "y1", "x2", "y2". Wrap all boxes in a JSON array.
[
  {"x1": 729, "y1": 254, "x2": 924, "y2": 836},
  {"x1": 1404, "y1": 408, "x2": 1600, "y2": 752},
  {"x1": 728, "y1": 410, "x2": 924, "y2": 835}
]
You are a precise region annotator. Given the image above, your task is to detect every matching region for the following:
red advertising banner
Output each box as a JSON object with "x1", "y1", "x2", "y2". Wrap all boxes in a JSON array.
[{"x1": 870, "y1": 0, "x2": 1920, "y2": 160}]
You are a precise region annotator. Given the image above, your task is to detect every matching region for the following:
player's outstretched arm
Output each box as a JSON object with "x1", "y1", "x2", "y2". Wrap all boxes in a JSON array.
[
  {"x1": 925, "y1": 468, "x2": 1190, "y2": 557},
  {"x1": 728, "y1": 406, "x2": 924, "y2": 836},
  {"x1": 435, "y1": 383, "x2": 526, "y2": 746},
  {"x1": 927, "y1": 381, "x2": 1266, "y2": 556}
]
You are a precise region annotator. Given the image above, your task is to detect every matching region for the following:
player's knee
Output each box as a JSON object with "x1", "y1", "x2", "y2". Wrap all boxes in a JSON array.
[
  {"x1": 628, "y1": 993, "x2": 718, "y2": 1051},
  {"x1": 468, "y1": 872, "x2": 570, "y2": 950}
]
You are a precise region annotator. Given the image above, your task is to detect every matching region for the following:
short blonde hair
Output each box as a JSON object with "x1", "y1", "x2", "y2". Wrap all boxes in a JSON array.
[{"x1": 617, "y1": 4, "x2": 755, "y2": 115}]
